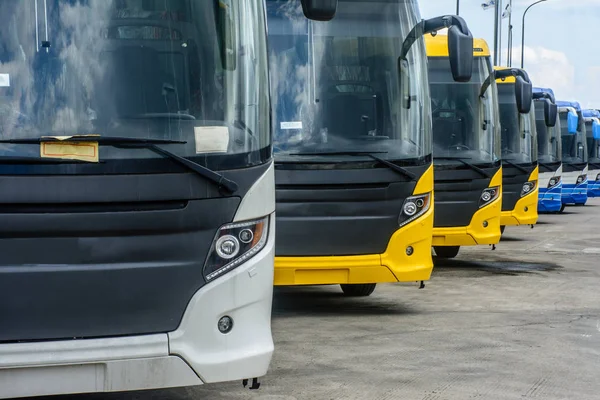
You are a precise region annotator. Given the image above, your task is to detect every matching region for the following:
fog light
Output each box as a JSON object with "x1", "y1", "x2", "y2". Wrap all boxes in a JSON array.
[
  {"x1": 406, "y1": 246, "x2": 414, "y2": 256},
  {"x1": 218, "y1": 316, "x2": 234, "y2": 334},
  {"x1": 483, "y1": 220, "x2": 488, "y2": 228}
]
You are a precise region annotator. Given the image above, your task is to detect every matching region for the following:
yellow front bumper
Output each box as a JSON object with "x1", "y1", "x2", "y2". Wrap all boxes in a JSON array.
[
  {"x1": 274, "y1": 205, "x2": 434, "y2": 286},
  {"x1": 500, "y1": 189, "x2": 539, "y2": 226}
]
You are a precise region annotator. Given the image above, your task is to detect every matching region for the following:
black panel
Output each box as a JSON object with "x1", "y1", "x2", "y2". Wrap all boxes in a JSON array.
[
  {"x1": 275, "y1": 163, "x2": 428, "y2": 256},
  {"x1": 563, "y1": 162, "x2": 587, "y2": 173},
  {"x1": 0, "y1": 162, "x2": 270, "y2": 342},
  {"x1": 433, "y1": 164, "x2": 500, "y2": 227},
  {"x1": 501, "y1": 163, "x2": 536, "y2": 212},
  {"x1": 538, "y1": 161, "x2": 561, "y2": 174}
]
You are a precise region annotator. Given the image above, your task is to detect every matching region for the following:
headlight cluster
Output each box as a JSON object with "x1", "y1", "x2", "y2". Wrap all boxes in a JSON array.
[
  {"x1": 520, "y1": 181, "x2": 537, "y2": 197},
  {"x1": 203, "y1": 216, "x2": 269, "y2": 281},
  {"x1": 479, "y1": 186, "x2": 499, "y2": 208},
  {"x1": 576, "y1": 174, "x2": 587, "y2": 185},
  {"x1": 548, "y1": 176, "x2": 561, "y2": 188},
  {"x1": 596, "y1": 173, "x2": 600, "y2": 181},
  {"x1": 398, "y1": 192, "x2": 431, "y2": 227}
]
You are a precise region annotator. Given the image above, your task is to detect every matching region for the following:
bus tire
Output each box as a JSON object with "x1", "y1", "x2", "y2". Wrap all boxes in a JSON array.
[
  {"x1": 559, "y1": 204, "x2": 566, "y2": 213},
  {"x1": 340, "y1": 283, "x2": 376, "y2": 297},
  {"x1": 434, "y1": 246, "x2": 460, "y2": 259},
  {"x1": 500, "y1": 225, "x2": 506, "y2": 235}
]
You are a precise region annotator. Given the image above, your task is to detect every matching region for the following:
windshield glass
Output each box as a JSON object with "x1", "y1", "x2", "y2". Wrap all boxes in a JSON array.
[
  {"x1": 429, "y1": 55, "x2": 500, "y2": 164},
  {"x1": 267, "y1": 0, "x2": 431, "y2": 164},
  {"x1": 585, "y1": 120, "x2": 600, "y2": 161},
  {"x1": 498, "y1": 84, "x2": 537, "y2": 164},
  {"x1": 560, "y1": 111, "x2": 588, "y2": 164},
  {"x1": 535, "y1": 101, "x2": 561, "y2": 163},
  {"x1": 0, "y1": 0, "x2": 269, "y2": 170}
]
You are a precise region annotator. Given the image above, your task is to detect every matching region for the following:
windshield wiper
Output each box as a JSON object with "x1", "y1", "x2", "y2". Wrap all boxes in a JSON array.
[
  {"x1": 290, "y1": 151, "x2": 417, "y2": 181},
  {"x1": 0, "y1": 136, "x2": 238, "y2": 194},
  {"x1": 434, "y1": 156, "x2": 491, "y2": 178},
  {"x1": 501, "y1": 159, "x2": 532, "y2": 174}
]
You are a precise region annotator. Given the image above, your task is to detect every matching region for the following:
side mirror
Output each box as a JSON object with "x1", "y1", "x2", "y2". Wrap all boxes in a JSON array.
[
  {"x1": 567, "y1": 111, "x2": 578, "y2": 134},
  {"x1": 398, "y1": 58, "x2": 411, "y2": 109},
  {"x1": 544, "y1": 99, "x2": 557, "y2": 127},
  {"x1": 300, "y1": 0, "x2": 337, "y2": 21},
  {"x1": 515, "y1": 75, "x2": 532, "y2": 114},
  {"x1": 447, "y1": 25, "x2": 474, "y2": 82},
  {"x1": 216, "y1": 0, "x2": 237, "y2": 70},
  {"x1": 593, "y1": 119, "x2": 600, "y2": 140}
]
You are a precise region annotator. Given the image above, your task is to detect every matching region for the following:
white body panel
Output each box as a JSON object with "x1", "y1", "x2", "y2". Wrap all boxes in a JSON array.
[
  {"x1": 0, "y1": 165, "x2": 276, "y2": 399},
  {"x1": 563, "y1": 164, "x2": 588, "y2": 184},
  {"x1": 539, "y1": 164, "x2": 562, "y2": 186}
]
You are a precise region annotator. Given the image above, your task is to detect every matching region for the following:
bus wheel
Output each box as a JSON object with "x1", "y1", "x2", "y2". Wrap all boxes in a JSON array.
[
  {"x1": 434, "y1": 246, "x2": 460, "y2": 259},
  {"x1": 340, "y1": 284, "x2": 376, "y2": 297},
  {"x1": 559, "y1": 204, "x2": 566, "y2": 213},
  {"x1": 500, "y1": 225, "x2": 506, "y2": 235}
]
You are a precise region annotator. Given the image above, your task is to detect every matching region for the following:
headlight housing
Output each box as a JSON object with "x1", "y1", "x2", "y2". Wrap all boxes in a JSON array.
[
  {"x1": 520, "y1": 181, "x2": 537, "y2": 197},
  {"x1": 596, "y1": 173, "x2": 600, "y2": 181},
  {"x1": 203, "y1": 216, "x2": 269, "y2": 281},
  {"x1": 548, "y1": 176, "x2": 561, "y2": 188},
  {"x1": 398, "y1": 192, "x2": 431, "y2": 227},
  {"x1": 479, "y1": 186, "x2": 500, "y2": 208},
  {"x1": 576, "y1": 174, "x2": 587, "y2": 185}
]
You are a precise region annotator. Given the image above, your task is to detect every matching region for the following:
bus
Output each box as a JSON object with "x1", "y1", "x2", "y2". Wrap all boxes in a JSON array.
[
  {"x1": 426, "y1": 37, "x2": 504, "y2": 259},
  {"x1": 267, "y1": 0, "x2": 474, "y2": 294},
  {"x1": 495, "y1": 67, "x2": 538, "y2": 231},
  {"x1": 582, "y1": 109, "x2": 600, "y2": 197},
  {"x1": 557, "y1": 101, "x2": 589, "y2": 207},
  {"x1": 533, "y1": 87, "x2": 562, "y2": 213},
  {"x1": 0, "y1": 0, "x2": 328, "y2": 398}
]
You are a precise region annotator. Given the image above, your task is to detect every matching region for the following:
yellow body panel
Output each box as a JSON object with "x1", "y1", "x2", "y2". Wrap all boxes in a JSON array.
[
  {"x1": 432, "y1": 167, "x2": 503, "y2": 247},
  {"x1": 274, "y1": 165, "x2": 435, "y2": 286},
  {"x1": 494, "y1": 66, "x2": 517, "y2": 83},
  {"x1": 425, "y1": 35, "x2": 491, "y2": 57},
  {"x1": 500, "y1": 166, "x2": 539, "y2": 226}
]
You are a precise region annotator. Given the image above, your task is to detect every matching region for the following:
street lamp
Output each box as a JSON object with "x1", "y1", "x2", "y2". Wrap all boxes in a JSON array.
[
  {"x1": 521, "y1": 0, "x2": 548, "y2": 68},
  {"x1": 456, "y1": 0, "x2": 460, "y2": 15}
]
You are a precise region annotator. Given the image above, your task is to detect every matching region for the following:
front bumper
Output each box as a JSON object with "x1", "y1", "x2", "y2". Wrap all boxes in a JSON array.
[
  {"x1": 0, "y1": 218, "x2": 276, "y2": 399},
  {"x1": 538, "y1": 185, "x2": 562, "y2": 213},
  {"x1": 432, "y1": 195, "x2": 502, "y2": 247},
  {"x1": 562, "y1": 183, "x2": 588, "y2": 205},
  {"x1": 274, "y1": 204, "x2": 434, "y2": 285},
  {"x1": 500, "y1": 189, "x2": 539, "y2": 226}
]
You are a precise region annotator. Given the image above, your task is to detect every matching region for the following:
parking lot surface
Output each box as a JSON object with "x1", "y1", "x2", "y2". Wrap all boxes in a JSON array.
[{"x1": 91, "y1": 199, "x2": 600, "y2": 400}]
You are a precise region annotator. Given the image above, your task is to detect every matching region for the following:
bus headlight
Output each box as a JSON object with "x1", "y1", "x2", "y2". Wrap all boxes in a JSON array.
[
  {"x1": 479, "y1": 186, "x2": 499, "y2": 208},
  {"x1": 203, "y1": 216, "x2": 269, "y2": 281},
  {"x1": 398, "y1": 192, "x2": 431, "y2": 227},
  {"x1": 596, "y1": 173, "x2": 600, "y2": 181},
  {"x1": 520, "y1": 181, "x2": 537, "y2": 197},
  {"x1": 548, "y1": 176, "x2": 561, "y2": 188},
  {"x1": 576, "y1": 174, "x2": 587, "y2": 185}
]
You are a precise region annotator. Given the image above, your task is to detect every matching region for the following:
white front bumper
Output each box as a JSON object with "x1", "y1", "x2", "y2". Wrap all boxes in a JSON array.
[{"x1": 0, "y1": 217, "x2": 275, "y2": 399}]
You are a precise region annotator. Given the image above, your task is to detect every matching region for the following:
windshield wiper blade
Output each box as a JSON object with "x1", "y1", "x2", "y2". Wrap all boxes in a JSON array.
[
  {"x1": 291, "y1": 151, "x2": 417, "y2": 181},
  {"x1": 0, "y1": 136, "x2": 238, "y2": 194},
  {"x1": 434, "y1": 157, "x2": 491, "y2": 178},
  {"x1": 501, "y1": 159, "x2": 531, "y2": 174},
  {"x1": 0, "y1": 155, "x2": 98, "y2": 164}
]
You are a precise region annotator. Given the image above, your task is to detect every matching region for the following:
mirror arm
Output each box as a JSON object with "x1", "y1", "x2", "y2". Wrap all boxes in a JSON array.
[
  {"x1": 533, "y1": 91, "x2": 555, "y2": 103},
  {"x1": 479, "y1": 73, "x2": 493, "y2": 99},
  {"x1": 399, "y1": 15, "x2": 470, "y2": 60}
]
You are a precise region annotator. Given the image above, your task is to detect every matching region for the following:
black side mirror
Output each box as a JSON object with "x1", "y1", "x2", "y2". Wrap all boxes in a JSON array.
[
  {"x1": 544, "y1": 99, "x2": 557, "y2": 127},
  {"x1": 300, "y1": 0, "x2": 337, "y2": 21},
  {"x1": 515, "y1": 75, "x2": 533, "y2": 114},
  {"x1": 447, "y1": 25, "x2": 474, "y2": 82},
  {"x1": 398, "y1": 58, "x2": 411, "y2": 109}
]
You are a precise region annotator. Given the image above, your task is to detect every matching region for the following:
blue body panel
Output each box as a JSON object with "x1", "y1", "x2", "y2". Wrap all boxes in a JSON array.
[
  {"x1": 587, "y1": 180, "x2": 600, "y2": 197},
  {"x1": 562, "y1": 181, "x2": 588, "y2": 205},
  {"x1": 538, "y1": 183, "x2": 562, "y2": 213}
]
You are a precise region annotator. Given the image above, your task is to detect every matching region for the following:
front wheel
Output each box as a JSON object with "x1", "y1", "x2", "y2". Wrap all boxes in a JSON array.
[
  {"x1": 340, "y1": 283, "x2": 376, "y2": 297},
  {"x1": 559, "y1": 204, "x2": 566, "y2": 213},
  {"x1": 433, "y1": 246, "x2": 460, "y2": 259},
  {"x1": 500, "y1": 225, "x2": 506, "y2": 235}
]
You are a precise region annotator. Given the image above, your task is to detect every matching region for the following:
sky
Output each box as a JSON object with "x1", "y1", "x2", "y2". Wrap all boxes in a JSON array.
[{"x1": 419, "y1": 0, "x2": 600, "y2": 109}]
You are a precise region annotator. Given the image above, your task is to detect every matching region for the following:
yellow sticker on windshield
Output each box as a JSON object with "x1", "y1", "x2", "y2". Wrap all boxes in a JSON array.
[{"x1": 40, "y1": 141, "x2": 99, "y2": 162}]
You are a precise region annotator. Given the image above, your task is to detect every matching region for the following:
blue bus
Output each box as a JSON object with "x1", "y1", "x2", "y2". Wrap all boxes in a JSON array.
[
  {"x1": 582, "y1": 109, "x2": 600, "y2": 197},
  {"x1": 533, "y1": 88, "x2": 562, "y2": 213},
  {"x1": 557, "y1": 101, "x2": 588, "y2": 207}
]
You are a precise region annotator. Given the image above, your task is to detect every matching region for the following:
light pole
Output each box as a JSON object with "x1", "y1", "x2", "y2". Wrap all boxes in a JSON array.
[
  {"x1": 456, "y1": 0, "x2": 460, "y2": 15},
  {"x1": 521, "y1": 0, "x2": 548, "y2": 68}
]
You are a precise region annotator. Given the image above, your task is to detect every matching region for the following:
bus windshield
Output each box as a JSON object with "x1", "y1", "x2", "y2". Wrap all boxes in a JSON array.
[
  {"x1": 0, "y1": 0, "x2": 270, "y2": 171},
  {"x1": 429, "y1": 55, "x2": 499, "y2": 164},
  {"x1": 267, "y1": 0, "x2": 432, "y2": 164},
  {"x1": 498, "y1": 84, "x2": 537, "y2": 164},
  {"x1": 585, "y1": 119, "x2": 600, "y2": 162},
  {"x1": 560, "y1": 111, "x2": 588, "y2": 164},
  {"x1": 535, "y1": 101, "x2": 561, "y2": 163}
]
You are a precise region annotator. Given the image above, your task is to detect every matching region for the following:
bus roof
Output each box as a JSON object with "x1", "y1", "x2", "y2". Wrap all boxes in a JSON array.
[
  {"x1": 533, "y1": 87, "x2": 556, "y2": 102},
  {"x1": 556, "y1": 101, "x2": 582, "y2": 112},
  {"x1": 582, "y1": 109, "x2": 600, "y2": 119},
  {"x1": 424, "y1": 34, "x2": 490, "y2": 57}
]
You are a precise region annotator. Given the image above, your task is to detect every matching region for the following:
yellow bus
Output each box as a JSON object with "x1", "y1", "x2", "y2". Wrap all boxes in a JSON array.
[
  {"x1": 267, "y1": 1, "x2": 474, "y2": 295},
  {"x1": 425, "y1": 36, "x2": 503, "y2": 259},
  {"x1": 495, "y1": 66, "x2": 539, "y2": 232}
]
